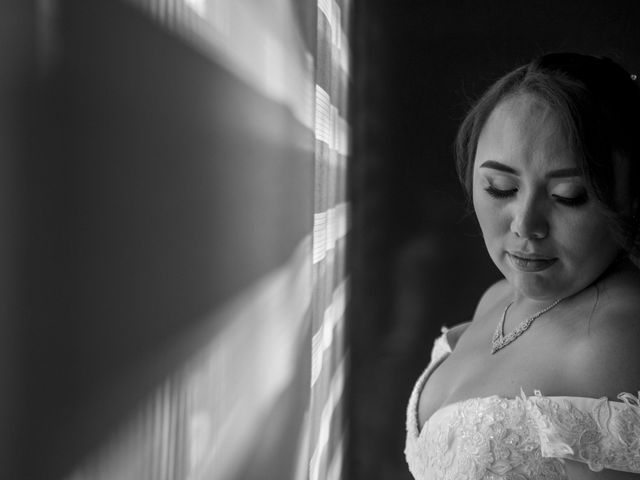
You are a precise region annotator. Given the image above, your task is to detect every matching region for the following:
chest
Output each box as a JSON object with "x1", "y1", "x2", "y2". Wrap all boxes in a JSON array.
[{"x1": 416, "y1": 320, "x2": 573, "y2": 431}]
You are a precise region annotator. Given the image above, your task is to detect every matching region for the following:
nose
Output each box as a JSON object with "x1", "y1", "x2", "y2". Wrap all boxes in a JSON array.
[{"x1": 510, "y1": 195, "x2": 549, "y2": 240}]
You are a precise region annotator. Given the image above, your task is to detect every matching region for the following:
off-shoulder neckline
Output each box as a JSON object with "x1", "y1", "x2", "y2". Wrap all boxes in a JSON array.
[{"x1": 411, "y1": 354, "x2": 638, "y2": 439}]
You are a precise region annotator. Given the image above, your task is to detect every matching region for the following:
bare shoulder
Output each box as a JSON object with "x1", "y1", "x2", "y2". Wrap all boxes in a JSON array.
[
  {"x1": 565, "y1": 263, "x2": 640, "y2": 399},
  {"x1": 471, "y1": 278, "x2": 511, "y2": 321}
]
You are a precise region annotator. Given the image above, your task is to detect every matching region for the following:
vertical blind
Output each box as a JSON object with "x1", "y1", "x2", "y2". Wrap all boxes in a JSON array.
[
  {"x1": 309, "y1": 1, "x2": 350, "y2": 480},
  {"x1": 50, "y1": 0, "x2": 352, "y2": 479}
]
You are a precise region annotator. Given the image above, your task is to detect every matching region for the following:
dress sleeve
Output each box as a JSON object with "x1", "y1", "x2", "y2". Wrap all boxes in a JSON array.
[
  {"x1": 428, "y1": 326, "x2": 452, "y2": 367},
  {"x1": 526, "y1": 390, "x2": 640, "y2": 473},
  {"x1": 428, "y1": 321, "x2": 471, "y2": 367}
]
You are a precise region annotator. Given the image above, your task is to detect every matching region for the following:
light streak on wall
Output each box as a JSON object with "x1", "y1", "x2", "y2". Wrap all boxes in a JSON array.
[{"x1": 15, "y1": 0, "x2": 355, "y2": 479}]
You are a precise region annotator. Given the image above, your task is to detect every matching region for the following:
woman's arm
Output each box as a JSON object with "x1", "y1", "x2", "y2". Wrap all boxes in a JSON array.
[{"x1": 562, "y1": 287, "x2": 640, "y2": 479}]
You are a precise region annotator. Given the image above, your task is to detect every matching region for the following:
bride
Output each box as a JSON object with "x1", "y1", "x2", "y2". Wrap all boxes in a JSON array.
[{"x1": 405, "y1": 53, "x2": 640, "y2": 479}]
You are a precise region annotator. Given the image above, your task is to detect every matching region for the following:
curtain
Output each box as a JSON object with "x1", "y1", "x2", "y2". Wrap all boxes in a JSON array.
[{"x1": 21, "y1": 0, "x2": 355, "y2": 479}]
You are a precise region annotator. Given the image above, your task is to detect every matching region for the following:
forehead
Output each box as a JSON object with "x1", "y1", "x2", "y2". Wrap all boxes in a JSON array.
[{"x1": 475, "y1": 93, "x2": 575, "y2": 172}]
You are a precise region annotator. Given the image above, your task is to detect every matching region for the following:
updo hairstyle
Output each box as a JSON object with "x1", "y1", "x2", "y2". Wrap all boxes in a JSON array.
[{"x1": 455, "y1": 53, "x2": 640, "y2": 260}]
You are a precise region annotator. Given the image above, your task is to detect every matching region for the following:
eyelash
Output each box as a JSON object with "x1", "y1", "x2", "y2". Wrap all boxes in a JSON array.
[{"x1": 484, "y1": 186, "x2": 589, "y2": 207}]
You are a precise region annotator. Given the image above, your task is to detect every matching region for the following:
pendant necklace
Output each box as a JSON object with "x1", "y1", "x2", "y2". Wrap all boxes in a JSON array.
[{"x1": 491, "y1": 297, "x2": 564, "y2": 354}]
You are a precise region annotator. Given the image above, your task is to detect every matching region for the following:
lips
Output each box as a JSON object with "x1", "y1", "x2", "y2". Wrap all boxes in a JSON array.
[{"x1": 507, "y1": 251, "x2": 557, "y2": 272}]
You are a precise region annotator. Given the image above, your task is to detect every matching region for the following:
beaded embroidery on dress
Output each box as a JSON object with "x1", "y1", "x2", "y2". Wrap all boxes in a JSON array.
[{"x1": 405, "y1": 326, "x2": 640, "y2": 479}]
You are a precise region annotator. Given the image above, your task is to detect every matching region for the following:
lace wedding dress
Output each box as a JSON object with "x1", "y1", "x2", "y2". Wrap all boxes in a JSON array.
[{"x1": 405, "y1": 326, "x2": 640, "y2": 479}]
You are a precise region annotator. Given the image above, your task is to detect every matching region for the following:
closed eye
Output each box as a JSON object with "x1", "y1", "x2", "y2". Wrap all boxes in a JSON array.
[
  {"x1": 485, "y1": 186, "x2": 517, "y2": 199},
  {"x1": 486, "y1": 187, "x2": 589, "y2": 207},
  {"x1": 552, "y1": 193, "x2": 588, "y2": 207}
]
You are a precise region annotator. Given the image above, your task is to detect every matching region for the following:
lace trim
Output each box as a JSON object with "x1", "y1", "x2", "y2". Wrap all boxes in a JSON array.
[
  {"x1": 406, "y1": 395, "x2": 567, "y2": 480},
  {"x1": 525, "y1": 389, "x2": 640, "y2": 473}
]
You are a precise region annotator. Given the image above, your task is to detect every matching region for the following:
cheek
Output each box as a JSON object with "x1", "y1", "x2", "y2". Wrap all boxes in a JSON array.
[
  {"x1": 553, "y1": 212, "x2": 618, "y2": 263},
  {"x1": 472, "y1": 182, "x2": 489, "y2": 226},
  {"x1": 473, "y1": 191, "x2": 508, "y2": 239}
]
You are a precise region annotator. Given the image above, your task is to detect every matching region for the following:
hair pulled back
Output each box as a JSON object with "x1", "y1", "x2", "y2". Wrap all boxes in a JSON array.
[{"x1": 455, "y1": 52, "x2": 640, "y2": 260}]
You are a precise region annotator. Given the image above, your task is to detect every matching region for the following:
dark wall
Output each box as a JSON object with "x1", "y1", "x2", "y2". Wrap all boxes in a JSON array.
[
  {"x1": 1, "y1": 1, "x2": 36, "y2": 478},
  {"x1": 349, "y1": 1, "x2": 640, "y2": 479}
]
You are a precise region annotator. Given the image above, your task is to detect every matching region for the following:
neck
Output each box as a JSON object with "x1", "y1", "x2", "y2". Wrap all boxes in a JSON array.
[{"x1": 510, "y1": 293, "x2": 563, "y2": 314}]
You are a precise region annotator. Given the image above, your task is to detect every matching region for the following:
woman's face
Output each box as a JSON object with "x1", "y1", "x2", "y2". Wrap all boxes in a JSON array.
[{"x1": 472, "y1": 93, "x2": 621, "y2": 301}]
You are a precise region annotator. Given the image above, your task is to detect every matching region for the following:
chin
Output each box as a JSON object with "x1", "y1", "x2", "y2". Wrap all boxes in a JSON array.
[
  {"x1": 512, "y1": 280, "x2": 561, "y2": 301},
  {"x1": 510, "y1": 269, "x2": 596, "y2": 301},
  {"x1": 499, "y1": 265, "x2": 561, "y2": 300}
]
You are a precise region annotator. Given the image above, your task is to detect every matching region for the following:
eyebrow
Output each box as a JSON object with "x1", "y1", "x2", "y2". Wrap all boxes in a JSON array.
[{"x1": 479, "y1": 160, "x2": 581, "y2": 179}]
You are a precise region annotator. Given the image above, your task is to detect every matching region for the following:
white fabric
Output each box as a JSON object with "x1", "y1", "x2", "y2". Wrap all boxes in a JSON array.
[{"x1": 405, "y1": 328, "x2": 640, "y2": 479}]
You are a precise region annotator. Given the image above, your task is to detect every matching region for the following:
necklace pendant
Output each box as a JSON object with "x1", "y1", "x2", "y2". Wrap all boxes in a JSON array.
[
  {"x1": 490, "y1": 298, "x2": 564, "y2": 354},
  {"x1": 491, "y1": 334, "x2": 507, "y2": 354}
]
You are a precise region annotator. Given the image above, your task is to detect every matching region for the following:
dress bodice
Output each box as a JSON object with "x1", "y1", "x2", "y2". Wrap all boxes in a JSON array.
[{"x1": 405, "y1": 326, "x2": 640, "y2": 479}]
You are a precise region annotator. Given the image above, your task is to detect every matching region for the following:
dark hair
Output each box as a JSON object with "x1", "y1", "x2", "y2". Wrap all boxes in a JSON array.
[{"x1": 455, "y1": 52, "x2": 640, "y2": 259}]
